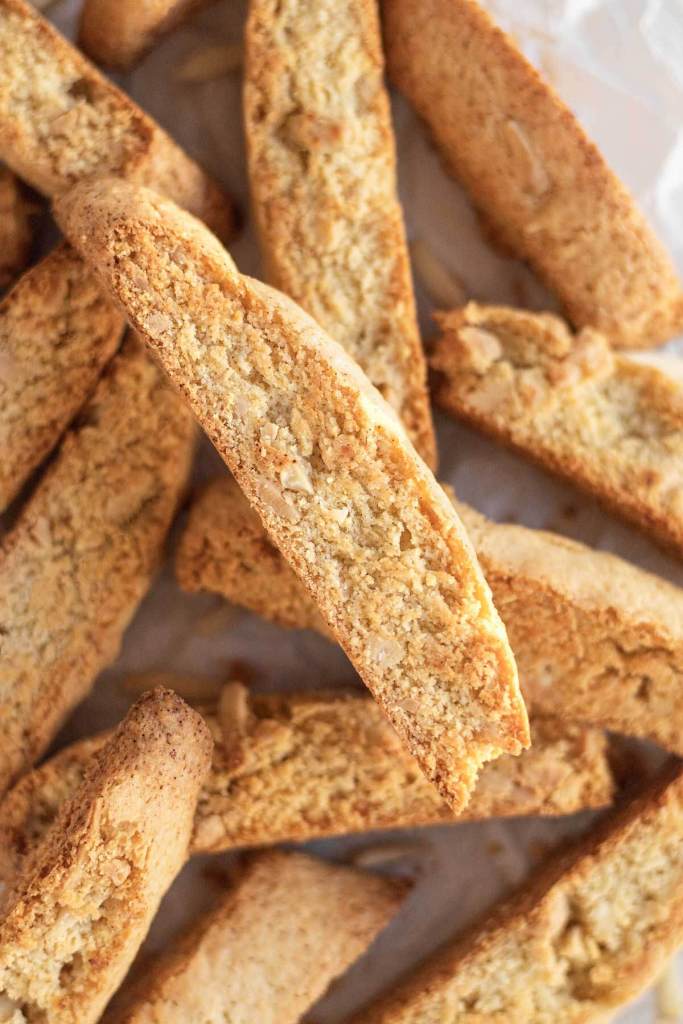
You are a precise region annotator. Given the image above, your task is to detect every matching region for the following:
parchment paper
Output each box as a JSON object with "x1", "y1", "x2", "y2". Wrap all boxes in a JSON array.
[{"x1": 41, "y1": 0, "x2": 683, "y2": 1019}]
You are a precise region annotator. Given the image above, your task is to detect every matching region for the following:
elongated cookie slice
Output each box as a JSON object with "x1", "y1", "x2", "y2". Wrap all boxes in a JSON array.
[
  {"x1": 0, "y1": 334, "x2": 195, "y2": 794},
  {"x1": 56, "y1": 177, "x2": 528, "y2": 811},
  {"x1": 0, "y1": 0, "x2": 232, "y2": 238},
  {"x1": 432, "y1": 303, "x2": 683, "y2": 556},
  {"x1": 382, "y1": 0, "x2": 683, "y2": 349},
  {"x1": 177, "y1": 475, "x2": 683, "y2": 753},
  {"x1": 0, "y1": 689, "x2": 212, "y2": 1024},
  {"x1": 80, "y1": 0, "x2": 214, "y2": 68},
  {"x1": 107, "y1": 850, "x2": 403, "y2": 1024},
  {"x1": 0, "y1": 164, "x2": 32, "y2": 289},
  {"x1": 0, "y1": 245, "x2": 124, "y2": 512},
  {"x1": 0, "y1": 687, "x2": 611, "y2": 889},
  {"x1": 244, "y1": 0, "x2": 436, "y2": 465}
]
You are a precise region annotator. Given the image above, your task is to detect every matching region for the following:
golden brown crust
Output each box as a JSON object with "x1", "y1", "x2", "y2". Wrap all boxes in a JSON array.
[
  {"x1": 177, "y1": 474, "x2": 683, "y2": 752},
  {"x1": 109, "y1": 850, "x2": 404, "y2": 1024},
  {"x1": 0, "y1": 244, "x2": 124, "y2": 512},
  {"x1": 0, "y1": 688, "x2": 612, "y2": 891},
  {"x1": 0, "y1": 164, "x2": 32, "y2": 289},
  {"x1": 0, "y1": 689, "x2": 212, "y2": 1024},
  {"x1": 431, "y1": 303, "x2": 683, "y2": 557},
  {"x1": 244, "y1": 0, "x2": 435, "y2": 465},
  {"x1": 79, "y1": 0, "x2": 213, "y2": 69},
  {"x1": 382, "y1": 0, "x2": 683, "y2": 349},
  {"x1": 0, "y1": 334, "x2": 196, "y2": 794},
  {"x1": 55, "y1": 177, "x2": 529, "y2": 812},
  {"x1": 353, "y1": 761, "x2": 683, "y2": 1023},
  {"x1": 0, "y1": 0, "x2": 232, "y2": 238}
]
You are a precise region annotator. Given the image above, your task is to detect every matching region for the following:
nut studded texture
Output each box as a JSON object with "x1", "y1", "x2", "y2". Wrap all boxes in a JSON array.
[
  {"x1": 352, "y1": 761, "x2": 683, "y2": 1023},
  {"x1": 244, "y1": 0, "x2": 436, "y2": 465},
  {"x1": 432, "y1": 303, "x2": 683, "y2": 557},
  {"x1": 0, "y1": 244, "x2": 124, "y2": 512},
  {"x1": 79, "y1": 0, "x2": 214, "y2": 69},
  {"x1": 0, "y1": 687, "x2": 612, "y2": 888},
  {"x1": 0, "y1": 689, "x2": 212, "y2": 1024},
  {"x1": 0, "y1": 334, "x2": 196, "y2": 794},
  {"x1": 56, "y1": 177, "x2": 529, "y2": 811},
  {"x1": 0, "y1": 0, "x2": 232, "y2": 238},
  {"x1": 0, "y1": 164, "x2": 32, "y2": 289},
  {"x1": 383, "y1": 0, "x2": 683, "y2": 349},
  {"x1": 177, "y1": 474, "x2": 683, "y2": 753},
  {"x1": 110, "y1": 850, "x2": 404, "y2": 1024}
]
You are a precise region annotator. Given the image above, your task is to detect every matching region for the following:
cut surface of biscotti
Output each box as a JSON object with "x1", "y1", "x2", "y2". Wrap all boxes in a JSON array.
[
  {"x1": 0, "y1": 689, "x2": 212, "y2": 1024},
  {"x1": 353, "y1": 760, "x2": 683, "y2": 1023},
  {"x1": 0, "y1": 0, "x2": 232, "y2": 237},
  {"x1": 56, "y1": 177, "x2": 529, "y2": 811},
  {"x1": 0, "y1": 687, "x2": 611, "y2": 888},
  {"x1": 0, "y1": 164, "x2": 32, "y2": 289},
  {"x1": 432, "y1": 303, "x2": 683, "y2": 557},
  {"x1": 0, "y1": 244, "x2": 124, "y2": 512},
  {"x1": 0, "y1": 334, "x2": 195, "y2": 794},
  {"x1": 244, "y1": 0, "x2": 435, "y2": 465},
  {"x1": 79, "y1": 0, "x2": 213, "y2": 68},
  {"x1": 382, "y1": 0, "x2": 683, "y2": 349},
  {"x1": 177, "y1": 474, "x2": 683, "y2": 753},
  {"x1": 107, "y1": 849, "x2": 404, "y2": 1024}
]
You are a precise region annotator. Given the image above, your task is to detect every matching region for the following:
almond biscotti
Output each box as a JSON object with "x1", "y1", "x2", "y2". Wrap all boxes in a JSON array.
[
  {"x1": 80, "y1": 0, "x2": 213, "y2": 68},
  {"x1": 0, "y1": 688, "x2": 611, "y2": 889},
  {"x1": 0, "y1": 245, "x2": 124, "y2": 512},
  {"x1": 56, "y1": 178, "x2": 529, "y2": 811},
  {"x1": 382, "y1": 0, "x2": 683, "y2": 349},
  {"x1": 244, "y1": 0, "x2": 436, "y2": 465},
  {"x1": 107, "y1": 850, "x2": 403, "y2": 1024},
  {"x1": 353, "y1": 760, "x2": 683, "y2": 1023},
  {"x1": 432, "y1": 303, "x2": 683, "y2": 557},
  {"x1": 177, "y1": 475, "x2": 683, "y2": 753},
  {"x1": 0, "y1": 689, "x2": 212, "y2": 1024},
  {"x1": 0, "y1": 0, "x2": 232, "y2": 238},
  {"x1": 0, "y1": 334, "x2": 195, "y2": 794},
  {"x1": 0, "y1": 164, "x2": 32, "y2": 289}
]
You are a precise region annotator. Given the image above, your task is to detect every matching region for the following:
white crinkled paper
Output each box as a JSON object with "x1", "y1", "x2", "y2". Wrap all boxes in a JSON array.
[{"x1": 41, "y1": 0, "x2": 683, "y2": 1019}]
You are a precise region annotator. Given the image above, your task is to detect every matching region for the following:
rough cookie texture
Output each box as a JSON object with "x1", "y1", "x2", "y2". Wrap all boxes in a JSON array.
[
  {"x1": 0, "y1": 334, "x2": 195, "y2": 794},
  {"x1": 56, "y1": 177, "x2": 529, "y2": 812},
  {"x1": 432, "y1": 303, "x2": 683, "y2": 557},
  {"x1": 108, "y1": 850, "x2": 403, "y2": 1024},
  {"x1": 383, "y1": 0, "x2": 683, "y2": 349},
  {"x1": 0, "y1": 165, "x2": 32, "y2": 289},
  {"x1": 0, "y1": 0, "x2": 232, "y2": 238},
  {"x1": 0, "y1": 688, "x2": 611, "y2": 888},
  {"x1": 0, "y1": 244, "x2": 124, "y2": 512},
  {"x1": 353, "y1": 761, "x2": 683, "y2": 1023},
  {"x1": 0, "y1": 689, "x2": 212, "y2": 1024},
  {"x1": 244, "y1": 0, "x2": 435, "y2": 465},
  {"x1": 79, "y1": 0, "x2": 214, "y2": 69},
  {"x1": 177, "y1": 475, "x2": 683, "y2": 753}
]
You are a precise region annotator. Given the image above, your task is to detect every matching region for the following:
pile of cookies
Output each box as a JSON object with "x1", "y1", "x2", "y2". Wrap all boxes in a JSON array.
[{"x1": 0, "y1": 0, "x2": 682, "y2": 1020}]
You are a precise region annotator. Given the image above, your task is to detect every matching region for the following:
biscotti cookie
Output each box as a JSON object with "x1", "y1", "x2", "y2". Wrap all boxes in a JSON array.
[
  {"x1": 432, "y1": 303, "x2": 683, "y2": 557},
  {"x1": 80, "y1": 0, "x2": 212, "y2": 68},
  {"x1": 0, "y1": 687, "x2": 611, "y2": 889},
  {"x1": 0, "y1": 334, "x2": 195, "y2": 793},
  {"x1": 0, "y1": 0, "x2": 232, "y2": 238},
  {"x1": 0, "y1": 164, "x2": 32, "y2": 289},
  {"x1": 382, "y1": 0, "x2": 683, "y2": 349},
  {"x1": 56, "y1": 178, "x2": 529, "y2": 811},
  {"x1": 107, "y1": 850, "x2": 403, "y2": 1024},
  {"x1": 0, "y1": 244, "x2": 124, "y2": 512},
  {"x1": 177, "y1": 475, "x2": 683, "y2": 753},
  {"x1": 353, "y1": 760, "x2": 683, "y2": 1023},
  {"x1": 244, "y1": 0, "x2": 436, "y2": 465},
  {"x1": 0, "y1": 689, "x2": 212, "y2": 1024}
]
